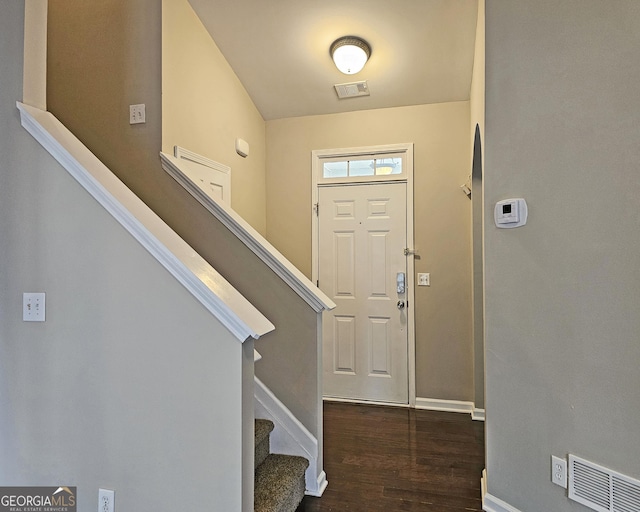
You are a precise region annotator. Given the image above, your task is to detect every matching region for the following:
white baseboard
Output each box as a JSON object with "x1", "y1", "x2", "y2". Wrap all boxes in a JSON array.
[
  {"x1": 416, "y1": 397, "x2": 485, "y2": 421},
  {"x1": 323, "y1": 396, "x2": 409, "y2": 408},
  {"x1": 481, "y1": 469, "x2": 523, "y2": 512},
  {"x1": 416, "y1": 397, "x2": 474, "y2": 414},
  {"x1": 310, "y1": 471, "x2": 328, "y2": 498},
  {"x1": 472, "y1": 407, "x2": 486, "y2": 421},
  {"x1": 325, "y1": 396, "x2": 486, "y2": 421},
  {"x1": 254, "y1": 377, "x2": 325, "y2": 496}
]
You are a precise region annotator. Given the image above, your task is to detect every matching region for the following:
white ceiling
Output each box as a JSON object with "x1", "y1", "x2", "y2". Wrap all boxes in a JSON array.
[{"x1": 188, "y1": 0, "x2": 479, "y2": 121}]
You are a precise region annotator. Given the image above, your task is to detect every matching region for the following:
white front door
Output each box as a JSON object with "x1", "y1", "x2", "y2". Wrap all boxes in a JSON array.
[{"x1": 318, "y1": 182, "x2": 408, "y2": 404}]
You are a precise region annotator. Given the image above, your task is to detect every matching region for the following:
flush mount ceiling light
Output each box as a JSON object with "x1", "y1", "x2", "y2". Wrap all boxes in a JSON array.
[{"x1": 330, "y1": 36, "x2": 371, "y2": 75}]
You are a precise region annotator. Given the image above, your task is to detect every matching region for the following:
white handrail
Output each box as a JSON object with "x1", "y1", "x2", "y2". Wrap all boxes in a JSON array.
[
  {"x1": 18, "y1": 102, "x2": 274, "y2": 343},
  {"x1": 160, "y1": 152, "x2": 335, "y2": 313}
]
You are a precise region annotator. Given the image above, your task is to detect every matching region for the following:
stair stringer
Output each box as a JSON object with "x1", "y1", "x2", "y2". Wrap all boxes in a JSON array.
[{"x1": 254, "y1": 377, "x2": 328, "y2": 497}]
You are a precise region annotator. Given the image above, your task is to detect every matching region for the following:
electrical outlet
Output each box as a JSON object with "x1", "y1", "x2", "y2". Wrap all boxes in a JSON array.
[
  {"x1": 551, "y1": 455, "x2": 567, "y2": 488},
  {"x1": 98, "y1": 488, "x2": 114, "y2": 512},
  {"x1": 23, "y1": 292, "x2": 45, "y2": 321}
]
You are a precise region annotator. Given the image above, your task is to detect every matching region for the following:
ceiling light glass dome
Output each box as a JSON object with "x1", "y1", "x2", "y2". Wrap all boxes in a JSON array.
[{"x1": 330, "y1": 36, "x2": 371, "y2": 75}]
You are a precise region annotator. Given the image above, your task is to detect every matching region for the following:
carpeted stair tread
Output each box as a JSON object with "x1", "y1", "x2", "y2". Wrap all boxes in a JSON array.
[
  {"x1": 255, "y1": 419, "x2": 275, "y2": 469},
  {"x1": 255, "y1": 454, "x2": 309, "y2": 512},
  {"x1": 255, "y1": 419, "x2": 274, "y2": 445}
]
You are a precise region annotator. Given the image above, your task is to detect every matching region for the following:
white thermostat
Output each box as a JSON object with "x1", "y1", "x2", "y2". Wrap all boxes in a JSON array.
[{"x1": 494, "y1": 198, "x2": 528, "y2": 228}]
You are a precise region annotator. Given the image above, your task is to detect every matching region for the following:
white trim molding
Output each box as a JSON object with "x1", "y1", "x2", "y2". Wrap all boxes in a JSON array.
[
  {"x1": 323, "y1": 396, "x2": 410, "y2": 408},
  {"x1": 254, "y1": 378, "x2": 326, "y2": 497},
  {"x1": 173, "y1": 145, "x2": 232, "y2": 204},
  {"x1": 161, "y1": 152, "x2": 335, "y2": 314},
  {"x1": 472, "y1": 407, "x2": 486, "y2": 421},
  {"x1": 416, "y1": 398, "x2": 485, "y2": 421},
  {"x1": 175, "y1": 145, "x2": 231, "y2": 175},
  {"x1": 18, "y1": 102, "x2": 274, "y2": 343},
  {"x1": 416, "y1": 397, "x2": 473, "y2": 414},
  {"x1": 322, "y1": 396, "x2": 486, "y2": 422},
  {"x1": 482, "y1": 470, "x2": 523, "y2": 512}
]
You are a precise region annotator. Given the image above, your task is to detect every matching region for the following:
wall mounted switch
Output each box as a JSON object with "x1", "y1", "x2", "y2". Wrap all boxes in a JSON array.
[
  {"x1": 418, "y1": 273, "x2": 430, "y2": 286},
  {"x1": 23, "y1": 292, "x2": 45, "y2": 321},
  {"x1": 494, "y1": 198, "x2": 528, "y2": 228},
  {"x1": 129, "y1": 104, "x2": 145, "y2": 124}
]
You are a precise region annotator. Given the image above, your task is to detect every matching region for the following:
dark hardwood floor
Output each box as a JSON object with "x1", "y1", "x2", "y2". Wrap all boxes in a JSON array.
[{"x1": 297, "y1": 401, "x2": 485, "y2": 511}]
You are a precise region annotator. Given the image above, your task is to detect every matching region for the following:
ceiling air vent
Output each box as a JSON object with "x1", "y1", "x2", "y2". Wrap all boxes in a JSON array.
[
  {"x1": 568, "y1": 454, "x2": 640, "y2": 512},
  {"x1": 334, "y1": 80, "x2": 370, "y2": 99}
]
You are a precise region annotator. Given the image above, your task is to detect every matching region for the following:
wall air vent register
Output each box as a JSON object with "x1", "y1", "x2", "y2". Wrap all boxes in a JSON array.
[{"x1": 568, "y1": 454, "x2": 640, "y2": 512}]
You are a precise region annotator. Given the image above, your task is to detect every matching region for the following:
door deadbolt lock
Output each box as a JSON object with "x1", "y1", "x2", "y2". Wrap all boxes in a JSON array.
[{"x1": 397, "y1": 301, "x2": 405, "y2": 310}]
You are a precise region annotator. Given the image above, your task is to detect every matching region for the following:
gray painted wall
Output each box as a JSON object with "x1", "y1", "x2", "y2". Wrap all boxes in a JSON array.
[
  {"x1": 1, "y1": 3, "x2": 248, "y2": 510},
  {"x1": 485, "y1": 1, "x2": 640, "y2": 510},
  {"x1": 47, "y1": 0, "x2": 321, "y2": 441}
]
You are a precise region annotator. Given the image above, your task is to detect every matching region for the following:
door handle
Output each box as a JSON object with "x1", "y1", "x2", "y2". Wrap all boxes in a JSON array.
[{"x1": 397, "y1": 300, "x2": 405, "y2": 310}]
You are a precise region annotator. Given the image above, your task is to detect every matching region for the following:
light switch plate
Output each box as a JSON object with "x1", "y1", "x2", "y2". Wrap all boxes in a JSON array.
[
  {"x1": 129, "y1": 104, "x2": 145, "y2": 124},
  {"x1": 418, "y1": 273, "x2": 430, "y2": 286},
  {"x1": 23, "y1": 292, "x2": 45, "y2": 322}
]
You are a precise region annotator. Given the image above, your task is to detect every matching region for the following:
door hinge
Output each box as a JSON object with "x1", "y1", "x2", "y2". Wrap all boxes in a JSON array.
[{"x1": 314, "y1": 202, "x2": 319, "y2": 216}]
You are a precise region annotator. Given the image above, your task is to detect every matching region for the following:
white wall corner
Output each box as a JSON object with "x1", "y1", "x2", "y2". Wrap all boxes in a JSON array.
[
  {"x1": 482, "y1": 470, "x2": 524, "y2": 512},
  {"x1": 254, "y1": 377, "x2": 325, "y2": 497}
]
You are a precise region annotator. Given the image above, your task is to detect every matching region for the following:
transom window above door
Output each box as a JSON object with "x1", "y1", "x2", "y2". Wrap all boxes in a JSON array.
[{"x1": 319, "y1": 152, "x2": 406, "y2": 184}]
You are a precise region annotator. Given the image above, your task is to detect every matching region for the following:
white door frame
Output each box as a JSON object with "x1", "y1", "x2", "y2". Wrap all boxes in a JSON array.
[{"x1": 311, "y1": 143, "x2": 416, "y2": 407}]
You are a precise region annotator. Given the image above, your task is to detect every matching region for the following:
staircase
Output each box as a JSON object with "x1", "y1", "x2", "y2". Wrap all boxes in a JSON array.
[{"x1": 255, "y1": 419, "x2": 309, "y2": 512}]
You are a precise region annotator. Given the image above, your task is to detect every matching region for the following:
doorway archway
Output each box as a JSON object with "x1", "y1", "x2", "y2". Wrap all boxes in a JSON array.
[{"x1": 471, "y1": 124, "x2": 484, "y2": 414}]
